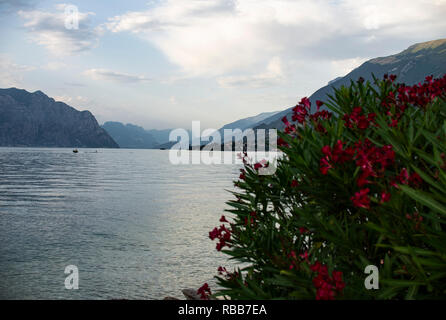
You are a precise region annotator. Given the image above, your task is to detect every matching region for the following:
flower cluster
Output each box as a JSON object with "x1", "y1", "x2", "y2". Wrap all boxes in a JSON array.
[
  {"x1": 209, "y1": 220, "x2": 232, "y2": 251},
  {"x1": 287, "y1": 250, "x2": 300, "y2": 270},
  {"x1": 310, "y1": 100, "x2": 332, "y2": 133},
  {"x1": 381, "y1": 75, "x2": 446, "y2": 127},
  {"x1": 282, "y1": 98, "x2": 332, "y2": 135},
  {"x1": 320, "y1": 140, "x2": 354, "y2": 174},
  {"x1": 343, "y1": 107, "x2": 376, "y2": 130},
  {"x1": 349, "y1": 139, "x2": 395, "y2": 209},
  {"x1": 310, "y1": 262, "x2": 345, "y2": 300},
  {"x1": 277, "y1": 137, "x2": 289, "y2": 147},
  {"x1": 254, "y1": 159, "x2": 268, "y2": 171},
  {"x1": 211, "y1": 74, "x2": 446, "y2": 300},
  {"x1": 286, "y1": 250, "x2": 345, "y2": 300},
  {"x1": 292, "y1": 97, "x2": 311, "y2": 124},
  {"x1": 351, "y1": 188, "x2": 371, "y2": 209},
  {"x1": 244, "y1": 211, "x2": 257, "y2": 226},
  {"x1": 287, "y1": 248, "x2": 310, "y2": 270},
  {"x1": 392, "y1": 168, "x2": 423, "y2": 189},
  {"x1": 217, "y1": 266, "x2": 240, "y2": 281},
  {"x1": 354, "y1": 139, "x2": 395, "y2": 187},
  {"x1": 395, "y1": 75, "x2": 446, "y2": 109},
  {"x1": 320, "y1": 138, "x2": 396, "y2": 209},
  {"x1": 239, "y1": 169, "x2": 246, "y2": 180},
  {"x1": 383, "y1": 73, "x2": 397, "y2": 82},
  {"x1": 197, "y1": 283, "x2": 212, "y2": 300}
]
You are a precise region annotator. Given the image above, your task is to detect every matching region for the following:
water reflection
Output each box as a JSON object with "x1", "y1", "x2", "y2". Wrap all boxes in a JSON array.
[{"x1": 0, "y1": 148, "x2": 240, "y2": 299}]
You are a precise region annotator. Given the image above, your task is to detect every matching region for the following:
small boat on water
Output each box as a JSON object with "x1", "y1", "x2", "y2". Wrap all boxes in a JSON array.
[{"x1": 73, "y1": 149, "x2": 78, "y2": 153}]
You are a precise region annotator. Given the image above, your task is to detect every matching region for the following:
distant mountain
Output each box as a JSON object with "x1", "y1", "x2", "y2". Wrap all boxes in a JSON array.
[
  {"x1": 219, "y1": 111, "x2": 281, "y2": 131},
  {"x1": 106, "y1": 111, "x2": 281, "y2": 150},
  {"x1": 102, "y1": 123, "x2": 183, "y2": 149},
  {"x1": 253, "y1": 38, "x2": 446, "y2": 130},
  {"x1": 208, "y1": 111, "x2": 279, "y2": 144},
  {"x1": 146, "y1": 129, "x2": 173, "y2": 145},
  {"x1": 102, "y1": 121, "x2": 158, "y2": 149},
  {"x1": 153, "y1": 111, "x2": 281, "y2": 150},
  {"x1": 0, "y1": 88, "x2": 118, "y2": 148}
]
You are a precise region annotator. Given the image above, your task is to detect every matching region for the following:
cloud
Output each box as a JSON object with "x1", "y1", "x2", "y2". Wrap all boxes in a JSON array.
[
  {"x1": 217, "y1": 56, "x2": 284, "y2": 88},
  {"x1": 0, "y1": 55, "x2": 35, "y2": 87},
  {"x1": 53, "y1": 95, "x2": 90, "y2": 105},
  {"x1": 83, "y1": 68, "x2": 151, "y2": 83},
  {"x1": 330, "y1": 57, "x2": 369, "y2": 78},
  {"x1": 169, "y1": 96, "x2": 178, "y2": 105},
  {"x1": 63, "y1": 81, "x2": 86, "y2": 87},
  {"x1": 105, "y1": 0, "x2": 446, "y2": 79},
  {"x1": 18, "y1": 4, "x2": 101, "y2": 55},
  {"x1": 43, "y1": 61, "x2": 67, "y2": 70}
]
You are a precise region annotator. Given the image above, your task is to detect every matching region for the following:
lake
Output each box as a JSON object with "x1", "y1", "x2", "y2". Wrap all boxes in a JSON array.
[{"x1": 0, "y1": 148, "x2": 241, "y2": 299}]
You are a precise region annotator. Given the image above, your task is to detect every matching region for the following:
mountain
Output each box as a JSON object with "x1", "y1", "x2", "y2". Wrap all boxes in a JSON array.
[
  {"x1": 146, "y1": 129, "x2": 173, "y2": 145},
  {"x1": 102, "y1": 123, "x2": 182, "y2": 149},
  {"x1": 253, "y1": 38, "x2": 446, "y2": 130},
  {"x1": 107, "y1": 111, "x2": 281, "y2": 150},
  {"x1": 0, "y1": 88, "x2": 118, "y2": 148},
  {"x1": 219, "y1": 111, "x2": 281, "y2": 131},
  {"x1": 102, "y1": 121, "x2": 158, "y2": 149}
]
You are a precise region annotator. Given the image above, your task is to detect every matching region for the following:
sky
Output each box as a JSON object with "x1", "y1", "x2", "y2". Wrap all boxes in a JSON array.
[{"x1": 1, "y1": 0, "x2": 445, "y2": 130}]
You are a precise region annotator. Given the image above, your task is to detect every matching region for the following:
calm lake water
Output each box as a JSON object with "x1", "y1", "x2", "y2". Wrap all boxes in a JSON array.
[{"x1": 0, "y1": 148, "x2": 241, "y2": 299}]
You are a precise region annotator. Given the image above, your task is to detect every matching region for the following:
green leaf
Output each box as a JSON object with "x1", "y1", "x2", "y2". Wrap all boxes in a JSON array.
[{"x1": 400, "y1": 185, "x2": 446, "y2": 216}]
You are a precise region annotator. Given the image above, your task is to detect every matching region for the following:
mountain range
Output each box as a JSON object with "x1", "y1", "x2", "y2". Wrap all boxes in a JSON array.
[
  {"x1": 1, "y1": 39, "x2": 445, "y2": 149},
  {"x1": 0, "y1": 88, "x2": 118, "y2": 148},
  {"x1": 101, "y1": 111, "x2": 281, "y2": 149},
  {"x1": 251, "y1": 38, "x2": 446, "y2": 131},
  {"x1": 102, "y1": 38, "x2": 446, "y2": 149},
  {"x1": 102, "y1": 121, "x2": 158, "y2": 149}
]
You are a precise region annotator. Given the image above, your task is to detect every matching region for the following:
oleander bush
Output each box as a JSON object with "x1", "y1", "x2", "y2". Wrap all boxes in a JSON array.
[{"x1": 201, "y1": 74, "x2": 446, "y2": 300}]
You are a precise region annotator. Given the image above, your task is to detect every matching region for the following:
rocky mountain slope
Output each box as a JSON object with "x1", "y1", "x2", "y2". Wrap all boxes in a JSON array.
[
  {"x1": 253, "y1": 38, "x2": 446, "y2": 130},
  {"x1": 0, "y1": 88, "x2": 118, "y2": 148}
]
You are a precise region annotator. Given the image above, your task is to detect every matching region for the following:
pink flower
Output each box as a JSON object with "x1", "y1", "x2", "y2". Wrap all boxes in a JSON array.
[
  {"x1": 299, "y1": 251, "x2": 309, "y2": 261},
  {"x1": 397, "y1": 168, "x2": 409, "y2": 185},
  {"x1": 239, "y1": 169, "x2": 246, "y2": 180},
  {"x1": 277, "y1": 137, "x2": 288, "y2": 147},
  {"x1": 351, "y1": 188, "x2": 371, "y2": 209},
  {"x1": 218, "y1": 266, "x2": 227, "y2": 274},
  {"x1": 197, "y1": 283, "x2": 211, "y2": 300},
  {"x1": 299, "y1": 227, "x2": 308, "y2": 234},
  {"x1": 320, "y1": 157, "x2": 333, "y2": 175},
  {"x1": 311, "y1": 262, "x2": 345, "y2": 300},
  {"x1": 409, "y1": 172, "x2": 423, "y2": 188},
  {"x1": 282, "y1": 116, "x2": 291, "y2": 127},
  {"x1": 209, "y1": 225, "x2": 232, "y2": 251},
  {"x1": 381, "y1": 192, "x2": 391, "y2": 203},
  {"x1": 254, "y1": 163, "x2": 263, "y2": 170}
]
